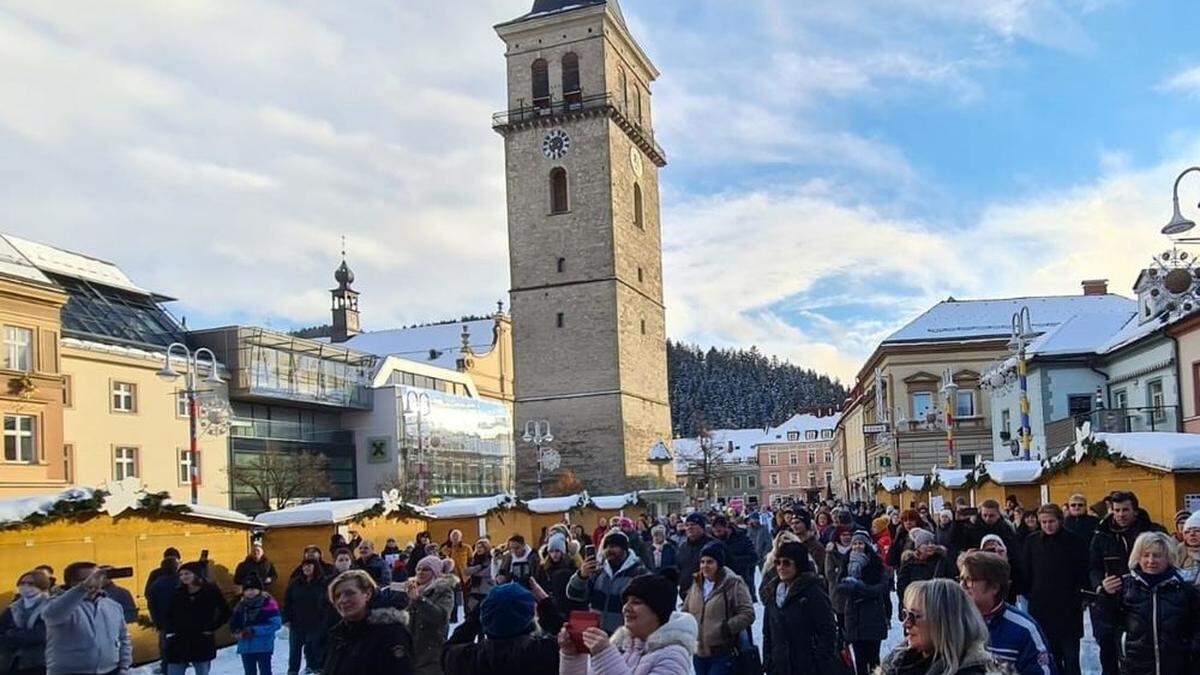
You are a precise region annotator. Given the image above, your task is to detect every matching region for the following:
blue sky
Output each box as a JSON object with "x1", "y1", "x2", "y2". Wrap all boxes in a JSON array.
[{"x1": 1, "y1": 0, "x2": 1199, "y2": 381}]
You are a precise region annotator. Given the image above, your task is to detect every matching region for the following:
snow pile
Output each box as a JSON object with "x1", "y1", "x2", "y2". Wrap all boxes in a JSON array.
[
  {"x1": 980, "y1": 460, "x2": 1042, "y2": 484},
  {"x1": 932, "y1": 468, "x2": 972, "y2": 488},
  {"x1": 590, "y1": 492, "x2": 639, "y2": 510},
  {"x1": 525, "y1": 493, "x2": 586, "y2": 513},
  {"x1": 254, "y1": 499, "x2": 382, "y2": 527},
  {"x1": 878, "y1": 476, "x2": 904, "y2": 492},
  {"x1": 1095, "y1": 432, "x2": 1200, "y2": 471},
  {"x1": 0, "y1": 487, "x2": 94, "y2": 525},
  {"x1": 425, "y1": 494, "x2": 514, "y2": 518},
  {"x1": 903, "y1": 474, "x2": 928, "y2": 491}
]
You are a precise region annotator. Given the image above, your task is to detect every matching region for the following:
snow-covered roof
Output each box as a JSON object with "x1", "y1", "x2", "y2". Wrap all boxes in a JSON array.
[
  {"x1": 329, "y1": 319, "x2": 497, "y2": 370},
  {"x1": 903, "y1": 474, "x2": 928, "y2": 491},
  {"x1": 1, "y1": 233, "x2": 153, "y2": 295},
  {"x1": 0, "y1": 487, "x2": 94, "y2": 526},
  {"x1": 647, "y1": 441, "x2": 672, "y2": 462},
  {"x1": 425, "y1": 494, "x2": 514, "y2": 518},
  {"x1": 1094, "y1": 432, "x2": 1200, "y2": 472},
  {"x1": 759, "y1": 413, "x2": 840, "y2": 445},
  {"x1": 979, "y1": 460, "x2": 1042, "y2": 484},
  {"x1": 932, "y1": 468, "x2": 972, "y2": 488},
  {"x1": 884, "y1": 295, "x2": 1136, "y2": 345},
  {"x1": 0, "y1": 235, "x2": 54, "y2": 287},
  {"x1": 589, "y1": 493, "x2": 639, "y2": 510},
  {"x1": 1029, "y1": 310, "x2": 1138, "y2": 357},
  {"x1": 164, "y1": 501, "x2": 254, "y2": 525},
  {"x1": 878, "y1": 476, "x2": 904, "y2": 492},
  {"x1": 525, "y1": 493, "x2": 587, "y2": 514},
  {"x1": 673, "y1": 428, "x2": 768, "y2": 468},
  {"x1": 1096, "y1": 313, "x2": 1170, "y2": 354},
  {"x1": 253, "y1": 499, "x2": 383, "y2": 527}
]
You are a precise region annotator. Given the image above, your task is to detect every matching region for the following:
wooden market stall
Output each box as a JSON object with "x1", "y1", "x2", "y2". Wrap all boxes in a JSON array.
[
  {"x1": 971, "y1": 460, "x2": 1043, "y2": 510},
  {"x1": 900, "y1": 474, "x2": 932, "y2": 510},
  {"x1": 256, "y1": 497, "x2": 429, "y2": 598},
  {"x1": 930, "y1": 468, "x2": 974, "y2": 509},
  {"x1": 525, "y1": 493, "x2": 588, "y2": 543},
  {"x1": 875, "y1": 477, "x2": 904, "y2": 508},
  {"x1": 0, "y1": 483, "x2": 256, "y2": 665},
  {"x1": 1042, "y1": 431, "x2": 1200, "y2": 527},
  {"x1": 424, "y1": 494, "x2": 528, "y2": 546},
  {"x1": 580, "y1": 493, "x2": 645, "y2": 534}
]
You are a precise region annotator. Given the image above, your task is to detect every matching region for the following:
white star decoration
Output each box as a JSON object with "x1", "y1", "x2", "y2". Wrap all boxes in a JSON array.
[
  {"x1": 380, "y1": 488, "x2": 403, "y2": 516},
  {"x1": 1072, "y1": 421, "x2": 1094, "y2": 463},
  {"x1": 101, "y1": 478, "x2": 146, "y2": 516}
]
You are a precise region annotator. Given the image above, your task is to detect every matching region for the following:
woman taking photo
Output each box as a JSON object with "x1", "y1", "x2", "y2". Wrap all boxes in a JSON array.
[
  {"x1": 880, "y1": 579, "x2": 1000, "y2": 675},
  {"x1": 407, "y1": 556, "x2": 457, "y2": 675},
  {"x1": 165, "y1": 561, "x2": 231, "y2": 675},
  {"x1": 682, "y1": 542, "x2": 754, "y2": 675},
  {"x1": 1098, "y1": 531, "x2": 1200, "y2": 675},
  {"x1": 324, "y1": 570, "x2": 412, "y2": 675},
  {"x1": 760, "y1": 541, "x2": 838, "y2": 674},
  {"x1": 0, "y1": 569, "x2": 51, "y2": 675},
  {"x1": 558, "y1": 572, "x2": 697, "y2": 675}
]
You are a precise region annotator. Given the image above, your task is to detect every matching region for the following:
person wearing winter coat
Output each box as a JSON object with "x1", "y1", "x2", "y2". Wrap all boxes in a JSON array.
[
  {"x1": 1087, "y1": 491, "x2": 1166, "y2": 675},
  {"x1": 463, "y1": 539, "x2": 495, "y2": 616},
  {"x1": 681, "y1": 542, "x2": 754, "y2": 675},
  {"x1": 146, "y1": 558, "x2": 180, "y2": 673},
  {"x1": 886, "y1": 510, "x2": 923, "y2": 570},
  {"x1": 977, "y1": 535, "x2": 1021, "y2": 603},
  {"x1": 441, "y1": 529, "x2": 471, "y2": 623},
  {"x1": 646, "y1": 525, "x2": 678, "y2": 576},
  {"x1": 1020, "y1": 504, "x2": 1089, "y2": 675},
  {"x1": 558, "y1": 572, "x2": 698, "y2": 675},
  {"x1": 442, "y1": 580, "x2": 564, "y2": 675},
  {"x1": 288, "y1": 545, "x2": 336, "y2": 581},
  {"x1": 324, "y1": 570, "x2": 413, "y2": 675},
  {"x1": 228, "y1": 575, "x2": 282, "y2": 675},
  {"x1": 880, "y1": 578, "x2": 1005, "y2": 675},
  {"x1": 163, "y1": 561, "x2": 232, "y2": 675},
  {"x1": 748, "y1": 516, "x2": 773, "y2": 562},
  {"x1": 825, "y1": 527, "x2": 854, "y2": 619},
  {"x1": 407, "y1": 556, "x2": 457, "y2": 675},
  {"x1": 1176, "y1": 511, "x2": 1200, "y2": 583},
  {"x1": 535, "y1": 534, "x2": 579, "y2": 615},
  {"x1": 353, "y1": 540, "x2": 393, "y2": 586},
  {"x1": 496, "y1": 534, "x2": 541, "y2": 586},
  {"x1": 1063, "y1": 494, "x2": 1099, "y2": 543},
  {"x1": 837, "y1": 531, "x2": 891, "y2": 675},
  {"x1": 759, "y1": 541, "x2": 839, "y2": 675},
  {"x1": 957, "y1": 552, "x2": 1055, "y2": 675},
  {"x1": 709, "y1": 515, "x2": 758, "y2": 589},
  {"x1": 146, "y1": 547, "x2": 182, "y2": 594},
  {"x1": 676, "y1": 513, "x2": 714, "y2": 600},
  {"x1": 0, "y1": 569, "x2": 50, "y2": 675},
  {"x1": 1097, "y1": 531, "x2": 1200, "y2": 675},
  {"x1": 283, "y1": 560, "x2": 331, "y2": 675},
  {"x1": 234, "y1": 544, "x2": 279, "y2": 592},
  {"x1": 42, "y1": 563, "x2": 132, "y2": 675},
  {"x1": 896, "y1": 528, "x2": 956, "y2": 619},
  {"x1": 566, "y1": 531, "x2": 649, "y2": 633}
]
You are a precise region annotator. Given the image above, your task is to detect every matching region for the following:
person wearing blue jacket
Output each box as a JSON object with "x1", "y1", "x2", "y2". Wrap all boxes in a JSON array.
[
  {"x1": 228, "y1": 575, "x2": 282, "y2": 675},
  {"x1": 958, "y1": 551, "x2": 1055, "y2": 675}
]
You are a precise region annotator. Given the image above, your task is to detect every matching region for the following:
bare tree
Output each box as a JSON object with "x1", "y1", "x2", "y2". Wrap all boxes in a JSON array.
[
  {"x1": 680, "y1": 428, "x2": 733, "y2": 503},
  {"x1": 228, "y1": 449, "x2": 333, "y2": 512},
  {"x1": 549, "y1": 469, "x2": 585, "y2": 497}
]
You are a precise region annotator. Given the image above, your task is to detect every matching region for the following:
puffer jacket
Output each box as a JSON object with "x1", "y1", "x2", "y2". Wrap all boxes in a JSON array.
[
  {"x1": 0, "y1": 594, "x2": 49, "y2": 672},
  {"x1": 409, "y1": 575, "x2": 456, "y2": 675},
  {"x1": 324, "y1": 606, "x2": 413, "y2": 675},
  {"x1": 760, "y1": 572, "x2": 838, "y2": 675},
  {"x1": 534, "y1": 554, "x2": 578, "y2": 615},
  {"x1": 355, "y1": 553, "x2": 393, "y2": 586},
  {"x1": 566, "y1": 552, "x2": 648, "y2": 634},
  {"x1": 878, "y1": 646, "x2": 1006, "y2": 675},
  {"x1": 1098, "y1": 568, "x2": 1200, "y2": 675},
  {"x1": 1087, "y1": 509, "x2": 1167, "y2": 637},
  {"x1": 895, "y1": 546, "x2": 955, "y2": 612},
  {"x1": 228, "y1": 593, "x2": 282, "y2": 654},
  {"x1": 681, "y1": 567, "x2": 754, "y2": 657},
  {"x1": 837, "y1": 549, "x2": 891, "y2": 642},
  {"x1": 558, "y1": 611, "x2": 697, "y2": 675}
]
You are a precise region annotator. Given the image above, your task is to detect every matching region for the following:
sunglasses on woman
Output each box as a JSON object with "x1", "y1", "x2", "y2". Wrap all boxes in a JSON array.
[
  {"x1": 773, "y1": 559, "x2": 794, "y2": 567},
  {"x1": 900, "y1": 608, "x2": 924, "y2": 625}
]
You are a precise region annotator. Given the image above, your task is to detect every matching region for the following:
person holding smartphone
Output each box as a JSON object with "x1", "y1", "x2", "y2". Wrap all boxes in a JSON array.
[{"x1": 42, "y1": 563, "x2": 132, "y2": 675}]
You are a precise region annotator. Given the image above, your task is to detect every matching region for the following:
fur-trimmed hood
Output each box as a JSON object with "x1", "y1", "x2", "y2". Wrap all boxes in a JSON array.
[
  {"x1": 611, "y1": 610, "x2": 697, "y2": 656},
  {"x1": 900, "y1": 544, "x2": 946, "y2": 565},
  {"x1": 366, "y1": 606, "x2": 409, "y2": 627}
]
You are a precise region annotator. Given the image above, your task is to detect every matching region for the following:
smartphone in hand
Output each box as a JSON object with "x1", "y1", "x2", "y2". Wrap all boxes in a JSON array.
[
  {"x1": 1104, "y1": 556, "x2": 1125, "y2": 578},
  {"x1": 567, "y1": 610, "x2": 601, "y2": 651}
]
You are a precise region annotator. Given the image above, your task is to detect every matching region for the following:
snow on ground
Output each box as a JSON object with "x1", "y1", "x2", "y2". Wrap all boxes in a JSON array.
[{"x1": 131, "y1": 568, "x2": 1103, "y2": 675}]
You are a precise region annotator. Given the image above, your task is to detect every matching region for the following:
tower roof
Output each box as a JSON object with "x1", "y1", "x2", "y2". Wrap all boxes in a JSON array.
[{"x1": 506, "y1": 0, "x2": 624, "y2": 26}]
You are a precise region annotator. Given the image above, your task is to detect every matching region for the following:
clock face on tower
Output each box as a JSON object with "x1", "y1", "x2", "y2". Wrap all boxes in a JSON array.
[
  {"x1": 542, "y1": 129, "x2": 571, "y2": 159},
  {"x1": 629, "y1": 146, "x2": 644, "y2": 178}
]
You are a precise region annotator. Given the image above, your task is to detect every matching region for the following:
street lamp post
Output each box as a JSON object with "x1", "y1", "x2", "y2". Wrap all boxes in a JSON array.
[
  {"x1": 403, "y1": 390, "x2": 432, "y2": 504},
  {"x1": 1164, "y1": 167, "x2": 1200, "y2": 236},
  {"x1": 940, "y1": 368, "x2": 959, "y2": 468},
  {"x1": 522, "y1": 420, "x2": 557, "y2": 498},
  {"x1": 1010, "y1": 307, "x2": 1035, "y2": 460},
  {"x1": 156, "y1": 343, "x2": 225, "y2": 505}
]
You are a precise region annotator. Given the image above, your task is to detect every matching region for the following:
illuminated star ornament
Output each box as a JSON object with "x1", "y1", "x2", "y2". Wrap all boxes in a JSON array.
[
  {"x1": 380, "y1": 488, "x2": 404, "y2": 516},
  {"x1": 100, "y1": 477, "x2": 147, "y2": 516}
]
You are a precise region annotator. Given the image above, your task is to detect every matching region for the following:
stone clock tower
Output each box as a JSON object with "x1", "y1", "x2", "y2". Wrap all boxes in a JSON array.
[{"x1": 494, "y1": 0, "x2": 674, "y2": 495}]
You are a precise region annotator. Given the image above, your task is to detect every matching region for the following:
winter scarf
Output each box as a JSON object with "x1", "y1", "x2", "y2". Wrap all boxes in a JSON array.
[
  {"x1": 235, "y1": 592, "x2": 270, "y2": 623},
  {"x1": 9, "y1": 593, "x2": 48, "y2": 628}
]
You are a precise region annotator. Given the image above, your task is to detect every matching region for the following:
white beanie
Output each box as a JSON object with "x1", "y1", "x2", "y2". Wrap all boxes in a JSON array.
[
  {"x1": 909, "y1": 528, "x2": 935, "y2": 547},
  {"x1": 980, "y1": 534, "x2": 1007, "y2": 552},
  {"x1": 1185, "y1": 511, "x2": 1200, "y2": 532}
]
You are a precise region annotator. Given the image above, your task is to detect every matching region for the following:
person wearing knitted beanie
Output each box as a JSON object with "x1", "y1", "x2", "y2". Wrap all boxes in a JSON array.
[{"x1": 622, "y1": 573, "x2": 677, "y2": 627}]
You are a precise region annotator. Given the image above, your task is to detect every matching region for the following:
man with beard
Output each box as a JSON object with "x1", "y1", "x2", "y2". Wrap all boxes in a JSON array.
[
  {"x1": 675, "y1": 513, "x2": 714, "y2": 600},
  {"x1": 710, "y1": 515, "x2": 758, "y2": 589},
  {"x1": 565, "y1": 531, "x2": 648, "y2": 632}
]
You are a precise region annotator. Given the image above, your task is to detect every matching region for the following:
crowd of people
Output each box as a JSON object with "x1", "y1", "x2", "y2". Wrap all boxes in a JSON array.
[{"x1": 3, "y1": 489, "x2": 1199, "y2": 674}]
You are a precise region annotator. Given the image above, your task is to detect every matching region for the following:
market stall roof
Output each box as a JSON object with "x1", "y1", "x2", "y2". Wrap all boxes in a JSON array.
[
  {"x1": 0, "y1": 486, "x2": 254, "y2": 528},
  {"x1": 589, "y1": 493, "x2": 640, "y2": 510},
  {"x1": 932, "y1": 468, "x2": 973, "y2": 488},
  {"x1": 525, "y1": 493, "x2": 587, "y2": 514},
  {"x1": 1094, "y1": 432, "x2": 1200, "y2": 472},
  {"x1": 425, "y1": 494, "x2": 515, "y2": 518},
  {"x1": 979, "y1": 460, "x2": 1043, "y2": 484},
  {"x1": 253, "y1": 499, "x2": 385, "y2": 527},
  {"x1": 903, "y1": 474, "x2": 928, "y2": 491},
  {"x1": 878, "y1": 476, "x2": 904, "y2": 492}
]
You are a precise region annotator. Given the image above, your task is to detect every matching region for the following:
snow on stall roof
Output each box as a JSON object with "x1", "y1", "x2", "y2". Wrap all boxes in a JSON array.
[
  {"x1": 0, "y1": 487, "x2": 94, "y2": 525},
  {"x1": 884, "y1": 295, "x2": 1135, "y2": 344},
  {"x1": 932, "y1": 468, "x2": 972, "y2": 488},
  {"x1": 1095, "y1": 432, "x2": 1200, "y2": 471},
  {"x1": 879, "y1": 476, "x2": 904, "y2": 492},
  {"x1": 590, "y1": 493, "x2": 639, "y2": 510},
  {"x1": 980, "y1": 460, "x2": 1042, "y2": 484},
  {"x1": 903, "y1": 475, "x2": 928, "y2": 491},
  {"x1": 2, "y1": 233, "x2": 153, "y2": 295},
  {"x1": 425, "y1": 494, "x2": 514, "y2": 518},
  {"x1": 253, "y1": 499, "x2": 382, "y2": 527},
  {"x1": 164, "y1": 501, "x2": 253, "y2": 525},
  {"x1": 525, "y1": 493, "x2": 586, "y2": 513},
  {"x1": 327, "y1": 319, "x2": 496, "y2": 369}
]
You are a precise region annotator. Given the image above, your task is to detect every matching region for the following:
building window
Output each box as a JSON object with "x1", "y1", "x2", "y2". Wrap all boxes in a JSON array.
[
  {"x1": 633, "y1": 183, "x2": 644, "y2": 229},
  {"x1": 1113, "y1": 389, "x2": 1128, "y2": 410},
  {"x1": 112, "y1": 382, "x2": 136, "y2": 412},
  {"x1": 788, "y1": 452, "x2": 797, "y2": 464},
  {"x1": 786, "y1": 431, "x2": 799, "y2": 441},
  {"x1": 807, "y1": 471, "x2": 815, "y2": 486},
  {"x1": 619, "y1": 68, "x2": 628, "y2": 110},
  {"x1": 731, "y1": 475, "x2": 741, "y2": 490},
  {"x1": 1068, "y1": 394, "x2": 1092, "y2": 419},
  {"x1": 820, "y1": 429, "x2": 833, "y2": 439},
  {"x1": 556, "y1": 257, "x2": 565, "y2": 273},
  {"x1": 637, "y1": 267, "x2": 644, "y2": 283},
  {"x1": 767, "y1": 453, "x2": 778, "y2": 465},
  {"x1": 4, "y1": 326, "x2": 32, "y2": 372},
  {"x1": 769, "y1": 472, "x2": 779, "y2": 486},
  {"x1": 63, "y1": 444, "x2": 73, "y2": 482},
  {"x1": 555, "y1": 312, "x2": 564, "y2": 328},
  {"x1": 825, "y1": 470, "x2": 833, "y2": 485},
  {"x1": 550, "y1": 167, "x2": 569, "y2": 214},
  {"x1": 561, "y1": 52, "x2": 581, "y2": 106},
  {"x1": 176, "y1": 391, "x2": 190, "y2": 418},
  {"x1": 113, "y1": 446, "x2": 138, "y2": 480},
  {"x1": 912, "y1": 391, "x2": 935, "y2": 419},
  {"x1": 824, "y1": 451, "x2": 832, "y2": 463},
  {"x1": 789, "y1": 472, "x2": 799, "y2": 486},
  {"x1": 3, "y1": 414, "x2": 35, "y2": 463},
  {"x1": 635, "y1": 88, "x2": 643, "y2": 124},
  {"x1": 747, "y1": 475, "x2": 757, "y2": 488},
  {"x1": 959, "y1": 453, "x2": 978, "y2": 470},
  {"x1": 807, "y1": 451, "x2": 815, "y2": 464},
  {"x1": 955, "y1": 390, "x2": 975, "y2": 417},
  {"x1": 179, "y1": 449, "x2": 200, "y2": 485},
  {"x1": 531, "y1": 58, "x2": 550, "y2": 109},
  {"x1": 1001, "y1": 409, "x2": 1011, "y2": 436},
  {"x1": 805, "y1": 430, "x2": 818, "y2": 440},
  {"x1": 1148, "y1": 379, "x2": 1166, "y2": 424},
  {"x1": 62, "y1": 375, "x2": 73, "y2": 408}
]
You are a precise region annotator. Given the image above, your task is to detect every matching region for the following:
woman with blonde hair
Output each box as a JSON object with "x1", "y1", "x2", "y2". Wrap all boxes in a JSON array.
[
  {"x1": 1099, "y1": 530, "x2": 1200, "y2": 675},
  {"x1": 323, "y1": 570, "x2": 413, "y2": 675},
  {"x1": 1176, "y1": 511, "x2": 1200, "y2": 583},
  {"x1": 879, "y1": 579, "x2": 1002, "y2": 675}
]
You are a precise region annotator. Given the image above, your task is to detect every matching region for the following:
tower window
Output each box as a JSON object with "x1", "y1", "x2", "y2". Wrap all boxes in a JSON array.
[
  {"x1": 635, "y1": 88, "x2": 643, "y2": 125},
  {"x1": 633, "y1": 183, "x2": 644, "y2": 229},
  {"x1": 637, "y1": 267, "x2": 643, "y2": 283},
  {"x1": 550, "y1": 168, "x2": 569, "y2": 214},
  {"x1": 619, "y1": 68, "x2": 628, "y2": 111},
  {"x1": 556, "y1": 312, "x2": 564, "y2": 328},
  {"x1": 532, "y1": 58, "x2": 550, "y2": 110},
  {"x1": 556, "y1": 257, "x2": 565, "y2": 273},
  {"x1": 640, "y1": 319, "x2": 647, "y2": 335},
  {"x1": 562, "y1": 52, "x2": 581, "y2": 107}
]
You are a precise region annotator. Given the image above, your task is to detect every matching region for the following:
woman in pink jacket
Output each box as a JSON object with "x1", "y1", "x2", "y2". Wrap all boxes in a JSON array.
[{"x1": 558, "y1": 573, "x2": 697, "y2": 675}]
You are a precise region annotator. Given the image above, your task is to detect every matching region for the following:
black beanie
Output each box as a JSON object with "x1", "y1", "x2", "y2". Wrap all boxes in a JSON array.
[
  {"x1": 623, "y1": 574, "x2": 675, "y2": 627},
  {"x1": 776, "y1": 542, "x2": 813, "y2": 574},
  {"x1": 241, "y1": 574, "x2": 263, "y2": 591},
  {"x1": 700, "y1": 540, "x2": 727, "y2": 568}
]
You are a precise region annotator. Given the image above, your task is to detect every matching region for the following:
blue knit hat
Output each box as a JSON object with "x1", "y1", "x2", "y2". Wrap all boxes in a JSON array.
[
  {"x1": 686, "y1": 512, "x2": 707, "y2": 528},
  {"x1": 700, "y1": 540, "x2": 727, "y2": 568},
  {"x1": 480, "y1": 582, "x2": 536, "y2": 639}
]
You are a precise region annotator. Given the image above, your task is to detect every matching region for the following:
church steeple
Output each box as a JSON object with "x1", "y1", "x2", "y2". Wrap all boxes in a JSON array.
[{"x1": 330, "y1": 238, "x2": 361, "y2": 343}]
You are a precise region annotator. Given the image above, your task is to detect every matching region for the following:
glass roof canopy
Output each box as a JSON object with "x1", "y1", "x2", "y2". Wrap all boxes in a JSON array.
[{"x1": 49, "y1": 272, "x2": 186, "y2": 349}]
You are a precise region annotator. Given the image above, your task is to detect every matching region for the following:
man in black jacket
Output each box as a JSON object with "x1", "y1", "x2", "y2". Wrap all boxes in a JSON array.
[
  {"x1": 710, "y1": 515, "x2": 758, "y2": 590},
  {"x1": 353, "y1": 540, "x2": 392, "y2": 585},
  {"x1": 1063, "y1": 493, "x2": 1099, "y2": 543},
  {"x1": 283, "y1": 560, "x2": 332, "y2": 675},
  {"x1": 676, "y1": 513, "x2": 713, "y2": 600},
  {"x1": 443, "y1": 580, "x2": 563, "y2": 675},
  {"x1": 233, "y1": 543, "x2": 278, "y2": 591},
  {"x1": 1087, "y1": 490, "x2": 1165, "y2": 675},
  {"x1": 1020, "y1": 503, "x2": 1089, "y2": 675}
]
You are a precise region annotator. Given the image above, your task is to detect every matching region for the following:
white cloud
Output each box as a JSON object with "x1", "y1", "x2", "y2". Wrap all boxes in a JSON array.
[{"x1": 1159, "y1": 65, "x2": 1200, "y2": 98}]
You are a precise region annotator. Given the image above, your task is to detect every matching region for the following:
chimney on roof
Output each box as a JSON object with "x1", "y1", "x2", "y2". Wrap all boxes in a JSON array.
[{"x1": 1081, "y1": 279, "x2": 1108, "y2": 296}]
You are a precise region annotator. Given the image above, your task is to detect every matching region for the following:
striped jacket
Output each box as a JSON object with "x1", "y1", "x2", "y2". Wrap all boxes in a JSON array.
[{"x1": 982, "y1": 602, "x2": 1056, "y2": 675}]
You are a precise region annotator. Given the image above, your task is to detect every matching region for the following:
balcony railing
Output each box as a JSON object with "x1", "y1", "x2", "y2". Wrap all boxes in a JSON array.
[
  {"x1": 491, "y1": 91, "x2": 666, "y2": 166},
  {"x1": 894, "y1": 416, "x2": 988, "y2": 434},
  {"x1": 1044, "y1": 405, "x2": 1180, "y2": 452}
]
